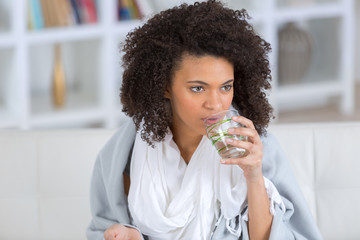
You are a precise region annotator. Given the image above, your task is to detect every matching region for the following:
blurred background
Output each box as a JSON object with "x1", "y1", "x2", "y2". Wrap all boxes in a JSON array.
[{"x1": 0, "y1": 0, "x2": 359, "y2": 130}]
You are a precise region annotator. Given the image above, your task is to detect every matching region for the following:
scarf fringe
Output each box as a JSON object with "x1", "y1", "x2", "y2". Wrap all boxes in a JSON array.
[
  {"x1": 214, "y1": 212, "x2": 242, "y2": 237},
  {"x1": 225, "y1": 217, "x2": 242, "y2": 237}
]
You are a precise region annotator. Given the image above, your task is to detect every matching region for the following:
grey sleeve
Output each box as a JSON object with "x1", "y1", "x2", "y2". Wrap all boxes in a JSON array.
[
  {"x1": 86, "y1": 155, "x2": 117, "y2": 239},
  {"x1": 86, "y1": 154, "x2": 144, "y2": 240},
  {"x1": 261, "y1": 133, "x2": 323, "y2": 240},
  {"x1": 86, "y1": 120, "x2": 145, "y2": 240}
]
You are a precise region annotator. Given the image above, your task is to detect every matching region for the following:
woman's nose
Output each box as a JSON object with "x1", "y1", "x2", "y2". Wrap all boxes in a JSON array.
[{"x1": 204, "y1": 92, "x2": 222, "y2": 111}]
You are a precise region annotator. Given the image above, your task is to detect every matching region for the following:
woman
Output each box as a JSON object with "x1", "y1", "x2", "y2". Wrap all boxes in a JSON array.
[{"x1": 87, "y1": 1, "x2": 322, "y2": 239}]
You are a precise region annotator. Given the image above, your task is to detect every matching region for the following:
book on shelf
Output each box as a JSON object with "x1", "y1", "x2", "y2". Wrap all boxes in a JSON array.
[
  {"x1": 29, "y1": 0, "x2": 44, "y2": 29},
  {"x1": 118, "y1": 0, "x2": 142, "y2": 21},
  {"x1": 69, "y1": 0, "x2": 82, "y2": 24},
  {"x1": 28, "y1": 0, "x2": 99, "y2": 30},
  {"x1": 80, "y1": 0, "x2": 98, "y2": 23}
]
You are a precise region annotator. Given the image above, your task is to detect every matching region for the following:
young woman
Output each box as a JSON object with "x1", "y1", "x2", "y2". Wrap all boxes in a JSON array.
[{"x1": 87, "y1": 1, "x2": 322, "y2": 239}]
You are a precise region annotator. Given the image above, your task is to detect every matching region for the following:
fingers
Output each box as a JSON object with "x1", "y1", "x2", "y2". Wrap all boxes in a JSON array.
[
  {"x1": 231, "y1": 115, "x2": 255, "y2": 129},
  {"x1": 225, "y1": 138, "x2": 253, "y2": 151},
  {"x1": 228, "y1": 126, "x2": 260, "y2": 144},
  {"x1": 223, "y1": 133, "x2": 263, "y2": 167},
  {"x1": 220, "y1": 152, "x2": 262, "y2": 165},
  {"x1": 225, "y1": 136, "x2": 263, "y2": 155},
  {"x1": 104, "y1": 231, "x2": 116, "y2": 240},
  {"x1": 221, "y1": 154, "x2": 264, "y2": 181},
  {"x1": 224, "y1": 116, "x2": 264, "y2": 181},
  {"x1": 114, "y1": 234, "x2": 125, "y2": 240},
  {"x1": 104, "y1": 224, "x2": 127, "y2": 240}
]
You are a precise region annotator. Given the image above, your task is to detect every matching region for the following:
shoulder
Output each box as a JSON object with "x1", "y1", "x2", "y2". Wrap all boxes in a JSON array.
[
  {"x1": 260, "y1": 131, "x2": 284, "y2": 160},
  {"x1": 95, "y1": 117, "x2": 137, "y2": 176},
  {"x1": 260, "y1": 131, "x2": 292, "y2": 181},
  {"x1": 100, "y1": 117, "x2": 136, "y2": 155}
]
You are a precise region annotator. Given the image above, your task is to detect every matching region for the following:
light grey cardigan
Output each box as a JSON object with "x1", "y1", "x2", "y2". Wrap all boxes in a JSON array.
[{"x1": 86, "y1": 117, "x2": 323, "y2": 240}]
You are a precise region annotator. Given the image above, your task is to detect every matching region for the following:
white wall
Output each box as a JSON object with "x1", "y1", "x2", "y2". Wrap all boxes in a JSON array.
[{"x1": 356, "y1": 0, "x2": 360, "y2": 82}]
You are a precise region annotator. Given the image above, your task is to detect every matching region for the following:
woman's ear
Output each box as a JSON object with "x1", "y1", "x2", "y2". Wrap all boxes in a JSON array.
[{"x1": 164, "y1": 87, "x2": 171, "y2": 99}]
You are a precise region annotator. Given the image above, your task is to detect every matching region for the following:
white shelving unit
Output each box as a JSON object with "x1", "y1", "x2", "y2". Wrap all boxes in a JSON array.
[
  {"x1": 0, "y1": 0, "x2": 355, "y2": 129},
  {"x1": 226, "y1": 0, "x2": 355, "y2": 116},
  {"x1": 0, "y1": 0, "x2": 144, "y2": 129}
]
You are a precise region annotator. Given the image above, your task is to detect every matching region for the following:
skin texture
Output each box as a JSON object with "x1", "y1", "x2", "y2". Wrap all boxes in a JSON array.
[
  {"x1": 104, "y1": 224, "x2": 141, "y2": 240},
  {"x1": 165, "y1": 54, "x2": 234, "y2": 163}
]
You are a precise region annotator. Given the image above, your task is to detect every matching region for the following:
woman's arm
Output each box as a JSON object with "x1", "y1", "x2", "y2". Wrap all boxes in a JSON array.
[
  {"x1": 222, "y1": 115, "x2": 273, "y2": 239},
  {"x1": 247, "y1": 177, "x2": 273, "y2": 240},
  {"x1": 222, "y1": 118, "x2": 323, "y2": 239}
]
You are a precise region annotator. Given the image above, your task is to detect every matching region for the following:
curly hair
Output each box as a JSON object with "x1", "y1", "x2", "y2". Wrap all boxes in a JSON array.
[{"x1": 120, "y1": 0, "x2": 273, "y2": 146}]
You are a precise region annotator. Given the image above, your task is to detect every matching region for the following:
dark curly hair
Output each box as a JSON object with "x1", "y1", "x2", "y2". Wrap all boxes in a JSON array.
[{"x1": 120, "y1": 0, "x2": 273, "y2": 146}]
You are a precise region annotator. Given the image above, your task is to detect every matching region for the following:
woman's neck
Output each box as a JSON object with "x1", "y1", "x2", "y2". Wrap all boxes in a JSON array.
[{"x1": 170, "y1": 126, "x2": 203, "y2": 164}]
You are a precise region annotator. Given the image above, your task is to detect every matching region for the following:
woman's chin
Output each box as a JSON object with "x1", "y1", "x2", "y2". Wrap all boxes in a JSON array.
[{"x1": 199, "y1": 129, "x2": 207, "y2": 137}]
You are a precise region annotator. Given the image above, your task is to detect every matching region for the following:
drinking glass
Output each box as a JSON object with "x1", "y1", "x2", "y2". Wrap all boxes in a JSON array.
[{"x1": 204, "y1": 110, "x2": 248, "y2": 159}]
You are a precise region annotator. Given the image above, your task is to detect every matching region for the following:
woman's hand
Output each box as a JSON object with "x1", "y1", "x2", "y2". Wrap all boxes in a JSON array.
[
  {"x1": 221, "y1": 115, "x2": 264, "y2": 183},
  {"x1": 104, "y1": 224, "x2": 142, "y2": 240}
]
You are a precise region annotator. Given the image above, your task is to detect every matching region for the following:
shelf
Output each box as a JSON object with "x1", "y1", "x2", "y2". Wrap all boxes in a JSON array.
[
  {"x1": 29, "y1": 107, "x2": 105, "y2": 128},
  {"x1": 277, "y1": 0, "x2": 340, "y2": 8},
  {"x1": 31, "y1": 89, "x2": 100, "y2": 115},
  {"x1": 0, "y1": 34, "x2": 15, "y2": 48},
  {"x1": 28, "y1": 39, "x2": 101, "y2": 116},
  {"x1": 26, "y1": 25, "x2": 103, "y2": 45},
  {"x1": 278, "y1": 81, "x2": 341, "y2": 102},
  {"x1": 0, "y1": 48, "x2": 16, "y2": 117},
  {"x1": 276, "y1": 2, "x2": 344, "y2": 22},
  {"x1": 114, "y1": 19, "x2": 143, "y2": 35},
  {"x1": 277, "y1": 16, "x2": 342, "y2": 88}
]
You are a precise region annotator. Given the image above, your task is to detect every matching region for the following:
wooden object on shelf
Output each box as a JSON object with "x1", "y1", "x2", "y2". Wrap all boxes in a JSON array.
[
  {"x1": 52, "y1": 44, "x2": 66, "y2": 108},
  {"x1": 278, "y1": 22, "x2": 313, "y2": 85}
]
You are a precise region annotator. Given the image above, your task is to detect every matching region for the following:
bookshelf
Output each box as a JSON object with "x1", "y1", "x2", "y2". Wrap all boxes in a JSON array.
[
  {"x1": 0, "y1": 0, "x2": 144, "y2": 129},
  {"x1": 0, "y1": 0, "x2": 356, "y2": 129},
  {"x1": 228, "y1": 0, "x2": 355, "y2": 116}
]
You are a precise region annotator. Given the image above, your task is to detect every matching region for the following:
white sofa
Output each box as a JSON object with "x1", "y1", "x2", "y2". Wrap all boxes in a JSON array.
[{"x1": 1, "y1": 121, "x2": 360, "y2": 240}]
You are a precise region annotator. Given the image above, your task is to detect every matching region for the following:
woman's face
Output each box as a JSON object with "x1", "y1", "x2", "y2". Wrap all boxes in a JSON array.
[{"x1": 165, "y1": 54, "x2": 234, "y2": 136}]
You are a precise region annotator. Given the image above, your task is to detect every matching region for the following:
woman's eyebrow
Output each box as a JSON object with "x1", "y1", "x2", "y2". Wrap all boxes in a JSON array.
[
  {"x1": 187, "y1": 80, "x2": 208, "y2": 85},
  {"x1": 221, "y1": 79, "x2": 234, "y2": 85},
  {"x1": 187, "y1": 79, "x2": 234, "y2": 85}
]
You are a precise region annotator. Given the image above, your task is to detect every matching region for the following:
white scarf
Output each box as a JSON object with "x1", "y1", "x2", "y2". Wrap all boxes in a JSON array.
[{"x1": 128, "y1": 130, "x2": 285, "y2": 239}]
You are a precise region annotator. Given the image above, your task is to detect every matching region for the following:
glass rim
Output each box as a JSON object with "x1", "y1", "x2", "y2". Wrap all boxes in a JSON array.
[{"x1": 203, "y1": 109, "x2": 239, "y2": 122}]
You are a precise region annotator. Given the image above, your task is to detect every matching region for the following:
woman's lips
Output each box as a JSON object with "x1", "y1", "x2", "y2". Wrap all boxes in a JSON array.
[
  {"x1": 205, "y1": 119, "x2": 218, "y2": 125},
  {"x1": 202, "y1": 116, "x2": 221, "y2": 125}
]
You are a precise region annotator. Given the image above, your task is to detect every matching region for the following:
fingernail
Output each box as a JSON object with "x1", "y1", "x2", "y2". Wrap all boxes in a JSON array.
[
  {"x1": 228, "y1": 128, "x2": 234, "y2": 133},
  {"x1": 226, "y1": 138, "x2": 233, "y2": 143},
  {"x1": 220, "y1": 159, "x2": 226, "y2": 164},
  {"x1": 233, "y1": 116, "x2": 239, "y2": 120}
]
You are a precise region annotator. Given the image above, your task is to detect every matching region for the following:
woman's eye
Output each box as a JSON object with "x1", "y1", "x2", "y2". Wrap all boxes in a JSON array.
[
  {"x1": 190, "y1": 86, "x2": 204, "y2": 93},
  {"x1": 222, "y1": 85, "x2": 233, "y2": 92}
]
